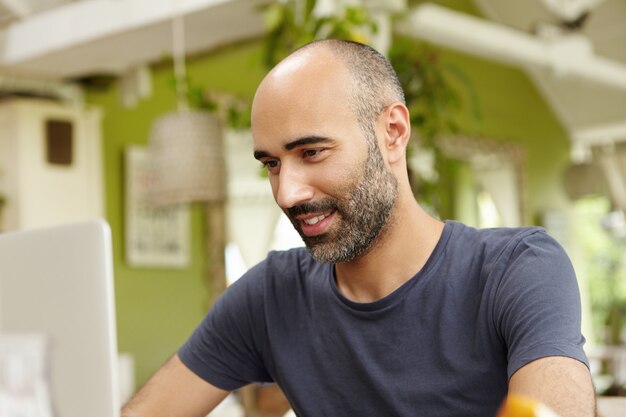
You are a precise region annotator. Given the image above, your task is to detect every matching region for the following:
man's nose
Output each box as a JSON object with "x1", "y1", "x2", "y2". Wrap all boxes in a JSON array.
[{"x1": 274, "y1": 167, "x2": 314, "y2": 209}]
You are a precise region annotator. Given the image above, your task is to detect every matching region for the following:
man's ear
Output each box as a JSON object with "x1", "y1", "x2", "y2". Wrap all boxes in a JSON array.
[{"x1": 382, "y1": 102, "x2": 411, "y2": 164}]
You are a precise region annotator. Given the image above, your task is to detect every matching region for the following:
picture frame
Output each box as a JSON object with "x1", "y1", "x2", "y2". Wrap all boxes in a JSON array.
[{"x1": 124, "y1": 145, "x2": 190, "y2": 268}]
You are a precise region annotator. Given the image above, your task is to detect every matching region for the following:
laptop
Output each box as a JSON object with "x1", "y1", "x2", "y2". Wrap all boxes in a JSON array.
[{"x1": 0, "y1": 219, "x2": 120, "y2": 417}]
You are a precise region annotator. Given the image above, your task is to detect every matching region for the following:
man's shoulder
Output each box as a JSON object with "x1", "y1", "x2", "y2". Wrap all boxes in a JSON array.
[
  {"x1": 264, "y1": 246, "x2": 324, "y2": 275},
  {"x1": 235, "y1": 246, "x2": 329, "y2": 290},
  {"x1": 440, "y1": 220, "x2": 567, "y2": 278},
  {"x1": 445, "y1": 220, "x2": 550, "y2": 254}
]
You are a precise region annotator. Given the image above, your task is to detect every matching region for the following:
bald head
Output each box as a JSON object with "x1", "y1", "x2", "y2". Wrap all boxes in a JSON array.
[{"x1": 253, "y1": 40, "x2": 405, "y2": 143}]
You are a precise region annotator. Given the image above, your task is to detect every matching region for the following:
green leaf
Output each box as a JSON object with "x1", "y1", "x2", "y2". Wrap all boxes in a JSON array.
[{"x1": 264, "y1": 4, "x2": 284, "y2": 31}]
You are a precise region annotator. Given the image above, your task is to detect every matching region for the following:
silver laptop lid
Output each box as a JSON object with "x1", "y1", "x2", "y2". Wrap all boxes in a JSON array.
[{"x1": 0, "y1": 219, "x2": 120, "y2": 417}]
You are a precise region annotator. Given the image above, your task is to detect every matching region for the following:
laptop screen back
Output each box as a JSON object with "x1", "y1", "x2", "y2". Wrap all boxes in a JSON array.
[{"x1": 0, "y1": 219, "x2": 120, "y2": 417}]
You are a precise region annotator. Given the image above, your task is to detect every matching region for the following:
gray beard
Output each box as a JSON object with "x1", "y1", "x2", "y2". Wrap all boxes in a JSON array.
[{"x1": 286, "y1": 143, "x2": 398, "y2": 264}]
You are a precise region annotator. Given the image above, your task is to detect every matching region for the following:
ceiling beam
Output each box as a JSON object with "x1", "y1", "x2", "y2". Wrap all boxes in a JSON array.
[
  {"x1": 573, "y1": 121, "x2": 626, "y2": 145},
  {"x1": 0, "y1": 0, "x2": 267, "y2": 79},
  {"x1": 0, "y1": 0, "x2": 229, "y2": 65},
  {"x1": 397, "y1": 3, "x2": 626, "y2": 91},
  {"x1": 0, "y1": 0, "x2": 32, "y2": 18}
]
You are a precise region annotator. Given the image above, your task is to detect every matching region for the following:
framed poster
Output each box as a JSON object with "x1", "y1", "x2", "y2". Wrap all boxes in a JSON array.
[{"x1": 125, "y1": 145, "x2": 189, "y2": 268}]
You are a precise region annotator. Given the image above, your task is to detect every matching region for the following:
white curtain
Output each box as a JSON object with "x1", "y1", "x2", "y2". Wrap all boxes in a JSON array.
[
  {"x1": 225, "y1": 130, "x2": 281, "y2": 276},
  {"x1": 470, "y1": 156, "x2": 522, "y2": 227}
]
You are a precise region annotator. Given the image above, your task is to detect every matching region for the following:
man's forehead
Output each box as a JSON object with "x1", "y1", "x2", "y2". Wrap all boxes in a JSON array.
[
  {"x1": 256, "y1": 48, "x2": 347, "y2": 97},
  {"x1": 268, "y1": 51, "x2": 312, "y2": 81},
  {"x1": 251, "y1": 47, "x2": 357, "y2": 151}
]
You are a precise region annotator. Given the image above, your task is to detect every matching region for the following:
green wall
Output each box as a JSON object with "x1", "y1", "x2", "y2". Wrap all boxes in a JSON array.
[
  {"x1": 86, "y1": 41, "x2": 267, "y2": 388},
  {"x1": 87, "y1": 32, "x2": 571, "y2": 391},
  {"x1": 443, "y1": 49, "x2": 571, "y2": 222},
  {"x1": 408, "y1": 0, "x2": 572, "y2": 221}
]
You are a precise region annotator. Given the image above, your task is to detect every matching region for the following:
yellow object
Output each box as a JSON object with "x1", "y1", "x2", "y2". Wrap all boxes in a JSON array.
[{"x1": 497, "y1": 395, "x2": 561, "y2": 417}]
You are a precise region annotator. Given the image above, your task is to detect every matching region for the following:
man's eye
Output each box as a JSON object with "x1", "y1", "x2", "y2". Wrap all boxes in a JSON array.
[
  {"x1": 261, "y1": 160, "x2": 280, "y2": 172},
  {"x1": 302, "y1": 149, "x2": 321, "y2": 158}
]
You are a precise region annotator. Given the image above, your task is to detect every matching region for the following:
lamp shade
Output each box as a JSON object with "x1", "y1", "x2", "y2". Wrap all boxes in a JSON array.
[
  {"x1": 563, "y1": 160, "x2": 608, "y2": 200},
  {"x1": 149, "y1": 110, "x2": 226, "y2": 205}
]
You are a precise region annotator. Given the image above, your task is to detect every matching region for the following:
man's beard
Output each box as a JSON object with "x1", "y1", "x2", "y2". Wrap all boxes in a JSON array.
[{"x1": 285, "y1": 141, "x2": 398, "y2": 264}]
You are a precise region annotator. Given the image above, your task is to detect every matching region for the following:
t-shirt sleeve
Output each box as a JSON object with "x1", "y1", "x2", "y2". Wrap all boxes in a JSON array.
[
  {"x1": 492, "y1": 230, "x2": 589, "y2": 379},
  {"x1": 178, "y1": 261, "x2": 273, "y2": 391}
]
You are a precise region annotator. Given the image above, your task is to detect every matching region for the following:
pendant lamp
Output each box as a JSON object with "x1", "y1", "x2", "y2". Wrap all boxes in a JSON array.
[
  {"x1": 149, "y1": 111, "x2": 225, "y2": 205},
  {"x1": 148, "y1": 6, "x2": 227, "y2": 303},
  {"x1": 148, "y1": 8, "x2": 226, "y2": 206}
]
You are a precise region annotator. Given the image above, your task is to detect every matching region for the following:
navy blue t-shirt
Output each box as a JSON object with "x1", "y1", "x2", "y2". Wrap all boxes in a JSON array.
[{"x1": 179, "y1": 221, "x2": 588, "y2": 416}]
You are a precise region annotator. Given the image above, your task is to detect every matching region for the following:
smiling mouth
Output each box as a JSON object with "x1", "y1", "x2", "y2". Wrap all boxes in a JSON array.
[{"x1": 302, "y1": 211, "x2": 333, "y2": 226}]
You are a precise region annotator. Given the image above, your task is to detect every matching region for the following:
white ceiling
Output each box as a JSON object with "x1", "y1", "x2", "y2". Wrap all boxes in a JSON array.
[
  {"x1": 0, "y1": 0, "x2": 78, "y2": 26},
  {"x1": 474, "y1": 0, "x2": 626, "y2": 146},
  {"x1": 0, "y1": 0, "x2": 623, "y2": 145},
  {"x1": 0, "y1": 0, "x2": 268, "y2": 79}
]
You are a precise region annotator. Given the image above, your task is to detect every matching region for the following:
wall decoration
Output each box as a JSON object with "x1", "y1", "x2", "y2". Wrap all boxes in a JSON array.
[{"x1": 125, "y1": 145, "x2": 189, "y2": 268}]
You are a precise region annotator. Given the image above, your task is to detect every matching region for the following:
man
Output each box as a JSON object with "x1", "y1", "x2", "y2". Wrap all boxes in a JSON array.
[{"x1": 122, "y1": 40, "x2": 595, "y2": 417}]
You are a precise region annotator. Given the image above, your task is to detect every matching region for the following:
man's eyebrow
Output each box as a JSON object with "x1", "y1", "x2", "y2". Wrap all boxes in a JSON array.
[
  {"x1": 254, "y1": 136, "x2": 334, "y2": 160},
  {"x1": 284, "y1": 136, "x2": 334, "y2": 151},
  {"x1": 253, "y1": 150, "x2": 270, "y2": 160}
]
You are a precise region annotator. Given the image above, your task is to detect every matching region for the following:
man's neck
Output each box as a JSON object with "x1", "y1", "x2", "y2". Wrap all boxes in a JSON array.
[{"x1": 333, "y1": 199, "x2": 444, "y2": 303}]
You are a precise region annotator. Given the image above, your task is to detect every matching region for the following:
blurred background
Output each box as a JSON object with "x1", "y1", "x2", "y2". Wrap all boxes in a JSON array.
[{"x1": 0, "y1": 0, "x2": 624, "y2": 415}]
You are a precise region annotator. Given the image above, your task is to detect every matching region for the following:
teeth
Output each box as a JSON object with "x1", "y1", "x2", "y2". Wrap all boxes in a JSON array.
[{"x1": 303, "y1": 213, "x2": 329, "y2": 225}]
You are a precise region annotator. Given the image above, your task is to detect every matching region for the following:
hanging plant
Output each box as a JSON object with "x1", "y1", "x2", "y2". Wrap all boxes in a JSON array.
[
  {"x1": 389, "y1": 37, "x2": 481, "y2": 218},
  {"x1": 0, "y1": 169, "x2": 6, "y2": 222},
  {"x1": 0, "y1": 194, "x2": 6, "y2": 231},
  {"x1": 262, "y1": 0, "x2": 377, "y2": 68},
  {"x1": 164, "y1": 70, "x2": 252, "y2": 130}
]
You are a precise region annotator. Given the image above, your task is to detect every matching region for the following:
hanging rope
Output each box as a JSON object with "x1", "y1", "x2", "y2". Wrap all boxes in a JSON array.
[{"x1": 172, "y1": 3, "x2": 189, "y2": 112}]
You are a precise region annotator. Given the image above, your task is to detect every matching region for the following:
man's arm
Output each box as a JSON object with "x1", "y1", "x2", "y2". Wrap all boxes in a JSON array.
[
  {"x1": 508, "y1": 356, "x2": 595, "y2": 417},
  {"x1": 122, "y1": 354, "x2": 230, "y2": 417}
]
